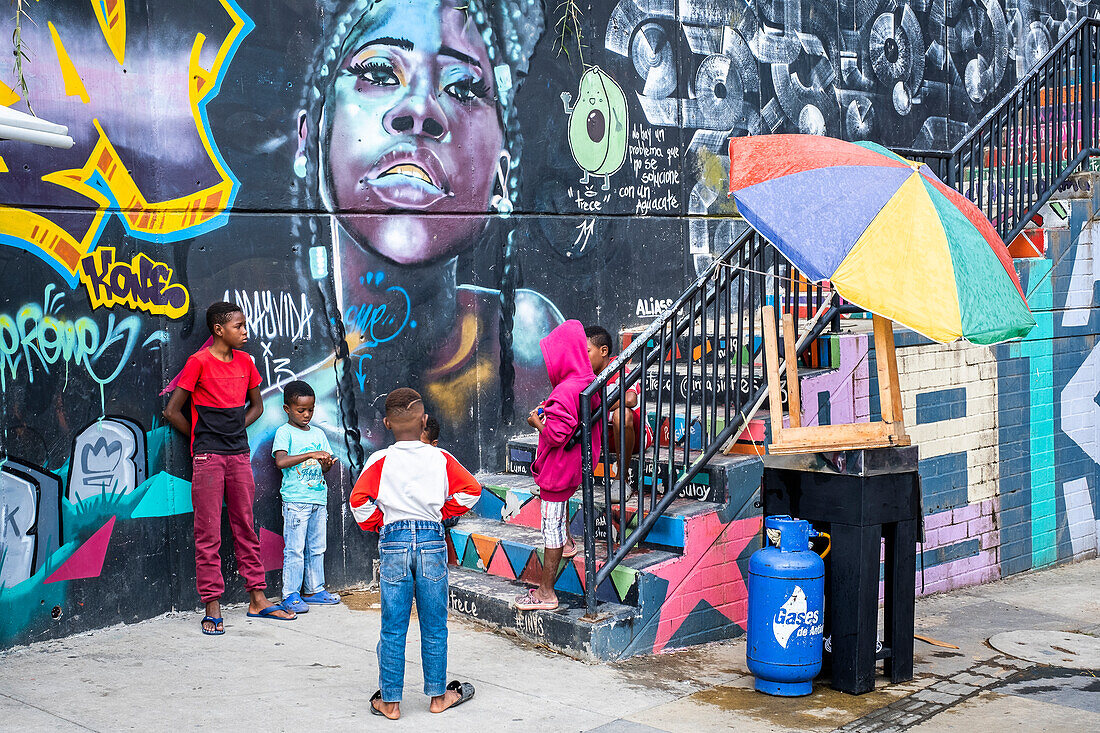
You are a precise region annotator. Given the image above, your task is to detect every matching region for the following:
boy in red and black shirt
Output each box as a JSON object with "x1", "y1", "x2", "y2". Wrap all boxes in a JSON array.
[{"x1": 164, "y1": 301, "x2": 295, "y2": 634}]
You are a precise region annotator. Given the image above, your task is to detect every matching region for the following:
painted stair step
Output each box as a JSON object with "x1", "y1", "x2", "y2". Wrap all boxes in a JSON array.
[
  {"x1": 448, "y1": 515, "x2": 677, "y2": 607},
  {"x1": 504, "y1": 434, "x2": 764, "y2": 503},
  {"x1": 474, "y1": 472, "x2": 717, "y2": 550},
  {"x1": 447, "y1": 566, "x2": 639, "y2": 662}
]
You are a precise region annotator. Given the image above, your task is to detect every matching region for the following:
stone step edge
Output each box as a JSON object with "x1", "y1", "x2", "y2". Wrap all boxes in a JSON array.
[
  {"x1": 448, "y1": 515, "x2": 680, "y2": 607},
  {"x1": 474, "y1": 472, "x2": 722, "y2": 520},
  {"x1": 447, "y1": 566, "x2": 638, "y2": 662}
]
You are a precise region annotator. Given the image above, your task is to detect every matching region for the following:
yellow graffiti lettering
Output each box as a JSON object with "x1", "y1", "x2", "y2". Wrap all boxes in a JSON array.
[{"x1": 79, "y1": 247, "x2": 190, "y2": 319}]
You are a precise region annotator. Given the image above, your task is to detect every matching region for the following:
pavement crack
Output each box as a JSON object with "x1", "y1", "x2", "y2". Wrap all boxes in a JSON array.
[{"x1": 0, "y1": 691, "x2": 102, "y2": 732}]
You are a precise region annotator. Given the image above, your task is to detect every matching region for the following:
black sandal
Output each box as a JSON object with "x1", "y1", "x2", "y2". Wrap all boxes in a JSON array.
[
  {"x1": 435, "y1": 680, "x2": 475, "y2": 712},
  {"x1": 370, "y1": 690, "x2": 389, "y2": 718}
]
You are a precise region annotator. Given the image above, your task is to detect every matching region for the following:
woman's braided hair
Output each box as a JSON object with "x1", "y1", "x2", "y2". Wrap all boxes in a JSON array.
[{"x1": 292, "y1": 0, "x2": 544, "y2": 472}]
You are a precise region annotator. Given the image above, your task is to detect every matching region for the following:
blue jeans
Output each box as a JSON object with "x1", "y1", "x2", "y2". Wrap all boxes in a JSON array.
[
  {"x1": 282, "y1": 502, "x2": 327, "y2": 597},
  {"x1": 377, "y1": 520, "x2": 449, "y2": 702}
]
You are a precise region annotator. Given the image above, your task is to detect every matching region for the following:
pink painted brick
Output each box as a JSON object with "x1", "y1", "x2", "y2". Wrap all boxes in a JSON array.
[
  {"x1": 979, "y1": 531, "x2": 1001, "y2": 551},
  {"x1": 923, "y1": 509, "x2": 954, "y2": 530},
  {"x1": 952, "y1": 503, "x2": 981, "y2": 524},
  {"x1": 967, "y1": 516, "x2": 995, "y2": 537},
  {"x1": 918, "y1": 578, "x2": 950, "y2": 596},
  {"x1": 933, "y1": 521, "x2": 969, "y2": 546}
]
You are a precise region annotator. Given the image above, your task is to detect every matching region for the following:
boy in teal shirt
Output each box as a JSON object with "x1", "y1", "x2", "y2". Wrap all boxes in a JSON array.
[{"x1": 272, "y1": 380, "x2": 339, "y2": 612}]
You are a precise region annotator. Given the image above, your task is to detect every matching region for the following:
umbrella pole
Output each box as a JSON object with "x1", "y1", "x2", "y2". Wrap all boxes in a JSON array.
[{"x1": 872, "y1": 314, "x2": 908, "y2": 442}]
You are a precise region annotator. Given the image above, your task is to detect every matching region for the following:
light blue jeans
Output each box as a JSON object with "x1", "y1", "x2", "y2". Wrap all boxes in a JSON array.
[
  {"x1": 377, "y1": 520, "x2": 449, "y2": 702},
  {"x1": 282, "y1": 502, "x2": 327, "y2": 598}
]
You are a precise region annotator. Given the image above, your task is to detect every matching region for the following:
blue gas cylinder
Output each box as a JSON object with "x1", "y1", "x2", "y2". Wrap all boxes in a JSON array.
[{"x1": 746, "y1": 515, "x2": 826, "y2": 696}]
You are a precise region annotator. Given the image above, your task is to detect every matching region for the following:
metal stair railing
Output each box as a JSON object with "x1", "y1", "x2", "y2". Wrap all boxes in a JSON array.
[
  {"x1": 578, "y1": 226, "x2": 840, "y2": 616},
  {"x1": 898, "y1": 18, "x2": 1099, "y2": 245}
]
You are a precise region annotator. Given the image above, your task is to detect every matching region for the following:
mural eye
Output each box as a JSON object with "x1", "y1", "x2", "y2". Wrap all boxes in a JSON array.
[
  {"x1": 348, "y1": 60, "x2": 399, "y2": 86},
  {"x1": 586, "y1": 109, "x2": 605, "y2": 143}
]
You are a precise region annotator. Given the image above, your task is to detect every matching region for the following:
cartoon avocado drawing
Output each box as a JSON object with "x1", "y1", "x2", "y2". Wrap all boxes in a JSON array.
[{"x1": 561, "y1": 66, "x2": 628, "y2": 191}]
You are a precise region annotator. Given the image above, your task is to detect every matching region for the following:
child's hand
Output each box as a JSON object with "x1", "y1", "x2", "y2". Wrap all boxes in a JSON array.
[
  {"x1": 527, "y1": 408, "x2": 544, "y2": 431},
  {"x1": 319, "y1": 453, "x2": 336, "y2": 472}
]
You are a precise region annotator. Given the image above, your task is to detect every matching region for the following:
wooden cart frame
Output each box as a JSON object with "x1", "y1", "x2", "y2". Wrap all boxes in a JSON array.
[{"x1": 761, "y1": 305, "x2": 910, "y2": 454}]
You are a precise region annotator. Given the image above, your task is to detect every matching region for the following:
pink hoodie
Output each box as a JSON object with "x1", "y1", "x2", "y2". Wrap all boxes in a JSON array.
[{"x1": 530, "y1": 320, "x2": 602, "y2": 502}]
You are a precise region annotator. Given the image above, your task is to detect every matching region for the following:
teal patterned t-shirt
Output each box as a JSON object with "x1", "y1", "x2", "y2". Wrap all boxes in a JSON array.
[{"x1": 271, "y1": 423, "x2": 332, "y2": 505}]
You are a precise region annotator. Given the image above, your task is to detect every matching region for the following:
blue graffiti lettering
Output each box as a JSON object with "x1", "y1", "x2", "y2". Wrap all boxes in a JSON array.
[
  {"x1": 342, "y1": 272, "x2": 416, "y2": 391},
  {"x1": 0, "y1": 285, "x2": 144, "y2": 390}
]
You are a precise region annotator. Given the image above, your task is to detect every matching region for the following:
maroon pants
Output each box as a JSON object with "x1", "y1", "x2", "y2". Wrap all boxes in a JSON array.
[{"x1": 192, "y1": 453, "x2": 266, "y2": 603}]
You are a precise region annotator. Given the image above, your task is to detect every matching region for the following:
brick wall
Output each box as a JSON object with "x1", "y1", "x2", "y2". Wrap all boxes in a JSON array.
[{"x1": 877, "y1": 182, "x2": 1100, "y2": 595}]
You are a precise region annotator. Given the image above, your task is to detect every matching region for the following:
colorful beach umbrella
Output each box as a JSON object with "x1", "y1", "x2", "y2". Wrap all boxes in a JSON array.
[{"x1": 728, "y1": 135, "x2": 1036, "y2": 345}]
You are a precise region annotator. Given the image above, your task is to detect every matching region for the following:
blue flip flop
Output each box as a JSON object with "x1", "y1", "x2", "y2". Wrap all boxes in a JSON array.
[
  {"x1": 201, "y1": 616, "x2": 224, "y2": 635},
  {"x1": 246, "y1": 604, "x2": 296, "y2": 621},
  {"x1": 302, "y1": 590, "x2": 340, "y2": 605}
]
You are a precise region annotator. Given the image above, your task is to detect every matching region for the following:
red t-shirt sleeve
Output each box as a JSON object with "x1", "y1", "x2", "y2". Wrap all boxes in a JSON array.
[
  {"x1": 441, "y1": 452, "x2": 482, "y2": 519},
  {"x1": 245, "y1": 353, "x2": 262, "y2": 390},
  {"x1": 176, "y1": 353, "x2": 202, "y2": 393},
  {"x1": 350, "y1": 455, "x2": 386, "y2": 531}
]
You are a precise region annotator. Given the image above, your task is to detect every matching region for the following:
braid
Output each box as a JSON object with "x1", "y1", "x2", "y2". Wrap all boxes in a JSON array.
[
  {"x1": 294, "y1": 6, "x2": 368, "y2": 474},
  {"x1": 497, "y1": 229, "x2": 517, "y2": 423},
  {"x1": 293, "y1": 0, "x2": 543, "y2": 451}
]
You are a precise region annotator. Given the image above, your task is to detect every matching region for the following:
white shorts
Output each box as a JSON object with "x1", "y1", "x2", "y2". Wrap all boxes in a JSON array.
[{"x1": 540, "y1": 499, "x2": 570, "y2": 549}]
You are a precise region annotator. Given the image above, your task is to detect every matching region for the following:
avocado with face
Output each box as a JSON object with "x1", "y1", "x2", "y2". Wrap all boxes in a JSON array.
[{"x1": 563, "y1": 66, "x2": 628, "y2": 186}]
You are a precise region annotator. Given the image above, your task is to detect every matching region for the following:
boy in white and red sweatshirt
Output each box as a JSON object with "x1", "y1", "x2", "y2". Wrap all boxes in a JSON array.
[{"x1": 349, "y1": 388, "x2": 481, "y2": 720}]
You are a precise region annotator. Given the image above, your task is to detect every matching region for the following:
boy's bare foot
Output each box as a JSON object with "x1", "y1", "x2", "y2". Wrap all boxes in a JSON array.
[
  {"x1": 430, "y1": 689, "x2": 462, "y2": 713},
  {"x1": 372, "y1": 697, "x2": 400, "y2": 720},
  {"x1": 247, "y1": 590, "x2": 295, "y2": 619},
  {"x1": 431, "y1": 681, "x2": 475, "y2": 712}
]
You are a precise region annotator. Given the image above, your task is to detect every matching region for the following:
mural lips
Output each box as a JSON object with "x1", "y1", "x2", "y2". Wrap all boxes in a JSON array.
[{"x1": 366, "y1": 146, "x2": 453, "y2": 208}]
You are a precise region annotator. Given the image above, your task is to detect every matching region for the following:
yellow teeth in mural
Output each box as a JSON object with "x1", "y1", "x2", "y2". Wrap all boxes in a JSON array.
[{"x1": 380, "y1": 164, "x2": 434, "y2": 185}]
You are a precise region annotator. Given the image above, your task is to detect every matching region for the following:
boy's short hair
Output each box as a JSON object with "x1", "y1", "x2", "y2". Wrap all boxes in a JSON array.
[
  {"x1": 385, "y1": 387, "x2": 423, "y2": 419},
  {"x1": 283, "y1": 380, "x2": 314, "y2": 405},
  {"x1": 206, "y1": 301, "x2": 243, "y2": 335},
  {"x1": 585, "y1": 325, "x2": 614, "y2": 354},
  {"x1": 424, "y1": 415, "x2": 440, "y2": 443}
]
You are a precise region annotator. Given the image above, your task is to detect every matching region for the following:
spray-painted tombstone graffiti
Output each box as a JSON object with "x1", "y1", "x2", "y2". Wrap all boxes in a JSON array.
[
  {"x1": 66, "y1": 417, "x2": 147, "y2": 504},
  {"x1": 0, "y1": 461, "x2": 63, "y2": 589}
]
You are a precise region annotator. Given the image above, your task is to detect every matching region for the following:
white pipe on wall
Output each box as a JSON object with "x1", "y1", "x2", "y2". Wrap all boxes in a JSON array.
[
  {"x1": 0, "y1": 123, "x2": 75, "y2": 149},
  {"x1": 0, "y1": 105, "x2": 69, "y2": 136}
]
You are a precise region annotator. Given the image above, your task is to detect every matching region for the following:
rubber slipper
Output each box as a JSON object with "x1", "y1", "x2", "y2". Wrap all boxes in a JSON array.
[
  {"x1": 282, "y1": 592, "x2": 309, "y2": 613},
  {"x1": 302, "y1": 590, "x2": 340, "y2": 605},
  {"x1": 200, "y1": 616, "x2": 224, "y2": 636},
  {"x1": 562, "y1": 540, "x2": 579, "y2": 559},
  {"x1": 246, "y1": 603, "x2": 296, "y2": 620},
  {"x1": 514, "y1": 590, "x2": 558, "y2": 611},
  {"x1": 433, "y1": 680, "x2": 475, "y2": 713}
]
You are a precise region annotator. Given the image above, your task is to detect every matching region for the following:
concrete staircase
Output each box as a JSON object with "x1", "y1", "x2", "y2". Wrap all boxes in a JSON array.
[{"x1": 445, "y1": 326, "x2": 871, "y2": 660}]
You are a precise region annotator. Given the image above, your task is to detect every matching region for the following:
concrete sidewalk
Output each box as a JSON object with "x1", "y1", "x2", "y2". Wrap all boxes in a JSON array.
[{"x1": 2, "y1": 560, "x2": 1097, "y2": 732}]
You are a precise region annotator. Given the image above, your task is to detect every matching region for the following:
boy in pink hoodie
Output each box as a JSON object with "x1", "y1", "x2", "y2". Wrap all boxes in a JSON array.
[{"x1": 515, "y1": 320, "x2": 601, "y2": 611}]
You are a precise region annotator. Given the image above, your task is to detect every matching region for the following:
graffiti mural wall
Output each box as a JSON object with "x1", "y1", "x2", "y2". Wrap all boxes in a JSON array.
[{"x1": 2, "y1": 0, "x2": 1099, "y2": 648}]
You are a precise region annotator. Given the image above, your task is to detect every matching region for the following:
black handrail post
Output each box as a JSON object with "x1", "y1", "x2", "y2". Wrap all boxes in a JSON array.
[
  {"x1": 580, "y1": 387, "x2": 597, "y2": 617},
  {"x1": 1084, "y1": 26, "x2": 1094, "y2": 151}
]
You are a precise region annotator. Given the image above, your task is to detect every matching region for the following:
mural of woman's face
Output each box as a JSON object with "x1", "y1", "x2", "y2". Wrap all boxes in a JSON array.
[{"x1": 317, "y1": 0, "x2": 505, "y2": 265}]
